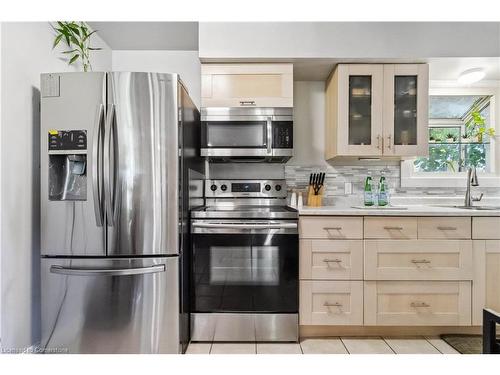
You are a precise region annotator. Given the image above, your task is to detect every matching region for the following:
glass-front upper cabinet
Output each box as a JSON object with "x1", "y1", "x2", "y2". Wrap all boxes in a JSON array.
[
  {"x1": 326, "y1": 64, "x2": 384, "y2": 157},
  {"x1": 383, "y1": 64, "x2": 429, "y2": 156}
]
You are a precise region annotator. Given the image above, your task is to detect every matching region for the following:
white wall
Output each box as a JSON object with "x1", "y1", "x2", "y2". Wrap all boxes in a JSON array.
[
  {"x1": 112, "y1": 50, "x2": 201, "y2": 109},
  {"x1": 199, "y1": 22, "x2": 500, "y2": 60},
  {"x1": 0, "y1": 22, "x2": 111, "y2": 350},
  {"x1": 287, "y1": 81, "x2": 328, "y2": 167}
]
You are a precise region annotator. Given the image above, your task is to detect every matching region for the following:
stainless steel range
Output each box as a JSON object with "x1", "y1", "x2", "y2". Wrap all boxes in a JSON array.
[{"x1": 190, "y1": 179, "x2": 299, "y2": 342}]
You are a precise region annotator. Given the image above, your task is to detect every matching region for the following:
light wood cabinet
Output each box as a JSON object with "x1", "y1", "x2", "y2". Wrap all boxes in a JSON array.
[
  {"x1": 364, "y1": 281, "x2": 472, "y2": 326},
  {"x1": 364, "y1": 216, "x2": 417, "y2": 239},
  {"x1": 300, "y1": 281, "x2": 364, "y2": 325},
  {"x1": 300, "y1": 240, "x2": 363, "y2": 280},
  {"x1": 201, "y1": 63, "x2": 293, "y2": 108},
  {"x1": 472, "y1": 240, "x2": 500, "y2": 325},
  {"x1": 472, "y1": 217, "x2": 500, "y2": 239},
  {"x1": 299, "y1": 216, "x2": 363, "y2": 239},
  {"x1": 417, "y1": 217, "x2": 471, "y2": 239},
  {"x1": 365, "y1": 240, "x2": 472, "y2": 281},
  {"x1": 325, "y1": 63, "x2": 429, "y2": 159}
]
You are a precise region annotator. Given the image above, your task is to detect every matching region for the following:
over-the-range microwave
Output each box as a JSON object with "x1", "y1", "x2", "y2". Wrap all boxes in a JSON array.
[{"x1": 200, "y1": 107, "x2": 293, "y2": 162}]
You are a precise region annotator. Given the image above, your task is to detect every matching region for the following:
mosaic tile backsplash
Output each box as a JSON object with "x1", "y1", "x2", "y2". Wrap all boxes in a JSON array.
[{"x1": 285, "y1": 164, "x2": 500, "y2": 206}]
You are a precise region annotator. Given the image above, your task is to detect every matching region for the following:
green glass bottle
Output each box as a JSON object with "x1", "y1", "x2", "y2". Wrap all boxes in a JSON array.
[
  {"x1": 378, "y1": 176, "x2": 388, "y2": 206},
  {"x1": 364, "y1": 176, "x2": 374, "y2": 206}
]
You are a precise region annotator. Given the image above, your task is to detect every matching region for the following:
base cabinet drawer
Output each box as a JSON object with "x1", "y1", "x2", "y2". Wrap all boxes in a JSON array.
[
  {"x1": 364, "y1": 217, "x2": 417, "y2": 239},
  {"x1": 418, "y1": 217, "x2": 471, "y2": 239},
  {"x1": 364, "y1": 240, "x2": 473, "y2": 280},
  {"x1": 300, "y1": 240, "x2": 363, "y2": 280},
  {"x1": 364, "y1": 281, "x2": 471, "y2": 326},
  {"x1": 472, "y1": 217, "x2": 500, "y2": 239},
  {"x1": 299, "y1": 217, "x2": 363, "y2": 239},
  {"x1": 300, "y1": 281, "x2": 363, "y2": 325}
]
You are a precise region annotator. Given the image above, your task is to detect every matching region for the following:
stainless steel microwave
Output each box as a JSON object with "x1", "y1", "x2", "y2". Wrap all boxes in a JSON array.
[{"x1": 200, "y1": 107, "x2": 293, "y2": 162}]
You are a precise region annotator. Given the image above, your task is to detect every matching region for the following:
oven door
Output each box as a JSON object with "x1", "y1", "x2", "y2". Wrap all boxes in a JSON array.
[
  {"x1": 191, "y1": 220, "x2": 298, "y2": 313},
  {"x1": 201, "y1": 117, "x2": 272, "y2": 157}
]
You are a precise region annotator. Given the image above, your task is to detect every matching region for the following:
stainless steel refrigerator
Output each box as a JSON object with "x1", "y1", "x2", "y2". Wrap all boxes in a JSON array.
[{"x1": 39, "y1": 72, "x2": 204, "y2": 354}]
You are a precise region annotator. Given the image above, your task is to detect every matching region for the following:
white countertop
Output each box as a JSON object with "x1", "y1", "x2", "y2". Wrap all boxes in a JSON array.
[{"x1": 298, "y1": 205, "x2": 500, "y2": 216}]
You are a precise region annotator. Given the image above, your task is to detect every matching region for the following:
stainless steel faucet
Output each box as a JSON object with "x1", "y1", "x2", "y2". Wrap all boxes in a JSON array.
[{"x1": 464, "y1": 167, "x2": 483, "y2": 207}]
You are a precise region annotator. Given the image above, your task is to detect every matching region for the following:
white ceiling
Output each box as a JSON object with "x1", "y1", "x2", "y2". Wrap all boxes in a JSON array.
[
  {"x1": 87, "y1": 22, "x2": 198, "y2": 50},
  {"x1": 88, "y1": 22, "x2": 500, "y2": 82}
]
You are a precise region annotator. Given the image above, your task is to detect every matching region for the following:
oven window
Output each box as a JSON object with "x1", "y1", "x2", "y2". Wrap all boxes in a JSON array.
[
  {"x1": 192, "y1": 233, "x2": 298, "y2": 313},
  {"x1": 206, "y1": 121, "x2": 267, "y2": 148},
  {"x1": 209, "y1": 246, "x2": 279, "y2": 285}
]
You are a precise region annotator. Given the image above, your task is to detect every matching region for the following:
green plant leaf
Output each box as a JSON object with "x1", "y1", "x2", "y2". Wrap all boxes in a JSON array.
[
  {"x1": 82, "y1": 30, "x2": 97, "y2": 41},
  {"x1": 69, "y1": 54, "x2": 79, "y2": 65},
  {"x1": 52, "y1": 34, "x2": 63, "y2": 48},
  {"x1": 62, "y1": 49, "x2": 78, "y2": 54},
  {"x1": 88, "y1": 47, "x2": 102, "y2": 50}
]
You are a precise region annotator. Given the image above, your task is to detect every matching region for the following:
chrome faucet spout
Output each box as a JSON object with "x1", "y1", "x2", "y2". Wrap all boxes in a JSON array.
[{"x1": 465, "y1": 167, "x2": 480, "y2": 207}]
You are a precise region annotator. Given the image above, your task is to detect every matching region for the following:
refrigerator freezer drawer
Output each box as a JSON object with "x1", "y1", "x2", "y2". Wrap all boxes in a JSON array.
[{"x1": 40, "y1": 257, "x2": 179, "y2": 354}]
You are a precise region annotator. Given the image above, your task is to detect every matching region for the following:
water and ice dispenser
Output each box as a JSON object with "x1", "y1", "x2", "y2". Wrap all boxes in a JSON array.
[{"x1": 48, "y1": 130, "x2": 87, "y2": 201}]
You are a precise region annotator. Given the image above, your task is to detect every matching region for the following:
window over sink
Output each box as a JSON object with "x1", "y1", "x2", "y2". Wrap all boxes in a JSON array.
[{"x1": 401, "y1": 86, "x2": 500, "y2": 188}]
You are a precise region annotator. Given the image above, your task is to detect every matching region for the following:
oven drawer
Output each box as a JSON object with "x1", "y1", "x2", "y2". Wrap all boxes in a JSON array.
[
  {"x1": 300, "y1": 240, "x2": 363, "y2": 280},
  {"x1": 364, "y1": 281, "x2": 471, "y2": 326},
  {"x1": 364, "y1": 240, "x2": 473, "y2": 280},
  {"x1": 300, "y1": 281, "x2": 363, "y2": 325},
  {"x1": 299, "y1": 217, "x2": 363, "y2": 239}
]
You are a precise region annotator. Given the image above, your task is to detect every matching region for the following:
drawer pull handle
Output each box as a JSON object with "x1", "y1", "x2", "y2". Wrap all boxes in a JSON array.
[
  {"x1": 410, "y1": 302, "x2": 430, "y2": 308},
  {"x1": 323, "y1": 258, "x2": 342, "y2": 263},
  {"x1": 411, "y1": 259, "x2": 431, "y2": 264},
  {"x1": 239, "y1": 100, "x2": 256, "y2": 106},
  {"x1": 383, "y1": 226, "x2": 403, "y2": 230},
  {"x1": 324, "y1": 302, "x2": 343, "y2": 307},
  {"x1": 437, "y1": 226, "x2": 457, "y2": 231},
  {"x1": 323, "y1": 227, "x2": 342, "y2": 231}
]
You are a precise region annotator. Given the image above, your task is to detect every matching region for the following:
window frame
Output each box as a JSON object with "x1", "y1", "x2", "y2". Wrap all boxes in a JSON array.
[{"x1": 401, "y1": 85, "x2": 500, "y2": 188}]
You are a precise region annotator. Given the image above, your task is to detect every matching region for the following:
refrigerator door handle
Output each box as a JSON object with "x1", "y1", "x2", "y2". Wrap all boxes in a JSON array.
[
  {"x1": 92, "y1": 104, "x2": 105, "y2": 226},
  {"x1": 104, "y1": 104, "x2": 115, "y2": 227},
  {"x1": 49, "y1": 264, "x2": 165, "y2": 276}
]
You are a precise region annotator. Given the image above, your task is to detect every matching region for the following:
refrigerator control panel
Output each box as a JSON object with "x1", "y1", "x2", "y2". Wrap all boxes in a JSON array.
[{"x1": 48, "y1": 130, "x2": 87, "y2": 151}]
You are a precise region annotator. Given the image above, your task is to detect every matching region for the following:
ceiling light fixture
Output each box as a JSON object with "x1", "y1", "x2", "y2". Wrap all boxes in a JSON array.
[{"x1": 458, "y1": 68, "x2": 486, "y2": 84}]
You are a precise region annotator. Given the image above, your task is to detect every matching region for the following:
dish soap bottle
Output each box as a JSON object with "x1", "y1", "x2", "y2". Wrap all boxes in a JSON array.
[
  {"x1": 364, "y1": 176, "x2": 374, "y2": 206},
  {"x1": 378, "y1": 176, "x2": 389, "y2": 206}
]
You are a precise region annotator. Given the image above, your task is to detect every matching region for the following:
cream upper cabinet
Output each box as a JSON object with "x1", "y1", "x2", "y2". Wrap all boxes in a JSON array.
[
  {"x1": 383, "y1": 64, "x2": 429, "y2": 157},
  {"x1": 326, "y1": 64, "x2": 384, "y2": 157},
  {"x1": 201, "y1": 63, "x2": 293, "y2": 108},
  {"x1": 325, "y1": 63, "x2": 429, "y2": 159}
]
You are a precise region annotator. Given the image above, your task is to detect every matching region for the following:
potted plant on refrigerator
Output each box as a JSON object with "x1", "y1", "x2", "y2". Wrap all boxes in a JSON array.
[{"x1": 52, "y1": 22, "x2": 102, "y2": 72}]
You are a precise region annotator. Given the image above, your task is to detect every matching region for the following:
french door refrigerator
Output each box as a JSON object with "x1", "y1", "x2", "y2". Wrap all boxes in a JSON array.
[{"x1": 39, "y1": 72, "x2": 204, "y2": 354}]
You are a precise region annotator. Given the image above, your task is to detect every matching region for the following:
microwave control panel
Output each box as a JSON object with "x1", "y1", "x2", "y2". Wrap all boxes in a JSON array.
[
  {"x1": 272, "y1": 121, "x2": 293, "y2": 148},
  {"x1": 48, "y1": 130, "x2": 87, "y2": 151}
]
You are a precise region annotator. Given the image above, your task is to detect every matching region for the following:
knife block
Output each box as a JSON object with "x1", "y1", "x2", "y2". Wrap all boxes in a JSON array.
[{"x1": 307, "y1": 186, "x2": 324, "y2": 207}]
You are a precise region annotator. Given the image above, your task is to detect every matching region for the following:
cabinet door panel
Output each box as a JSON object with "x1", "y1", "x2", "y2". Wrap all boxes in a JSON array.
[
  {"x1": 300, "y1": 281, "x2": 363, "y2": 325},
  {"x1": 364, "y1": 281, "x2": 471, "y2": 326},
  {"x1": 337, "y1": 64, "x2": 384, "y2": 156},
  {"x1": 383, "y1": 64, "x2": 429, "y2": 157},
  {"x1": 472, "y1": 240, "x2": 500, "y2": 325},
  {"x1": 300, "y1": 240, "x2": 363, "y2": 280},
  {"x1": 364, "y1": 240, "x2": 472, "y2": 280}
]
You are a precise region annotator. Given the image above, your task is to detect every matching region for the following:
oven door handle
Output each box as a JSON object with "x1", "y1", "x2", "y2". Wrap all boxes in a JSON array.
[{"x1": 192, "y1": 222, "x2": 298, "y2": 230}]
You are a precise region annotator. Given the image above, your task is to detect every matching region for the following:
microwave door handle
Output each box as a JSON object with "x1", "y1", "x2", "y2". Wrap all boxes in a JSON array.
[
  {"x1": 92, "y1": 104, "x2": 104, "y2": 226},
  {"x1": 266, "y1": 117, "x2": 272, "y2": 155},
  {"x1": 104, "y1": 104, "x2": 115, "y2": 227}
]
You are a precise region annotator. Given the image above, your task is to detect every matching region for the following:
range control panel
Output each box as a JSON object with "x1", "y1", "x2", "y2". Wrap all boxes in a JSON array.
[
  {"x1": 205, "y1": 179, "x2": 287, "y2": 198},
  {"x1": 48, "y1": 130, "x2": 87, "y2": 151}
]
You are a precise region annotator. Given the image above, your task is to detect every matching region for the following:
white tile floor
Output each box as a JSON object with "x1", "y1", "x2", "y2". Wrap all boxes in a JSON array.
[{"x1": 186, "y1": 337, "x2": 459, "y2": 354}]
